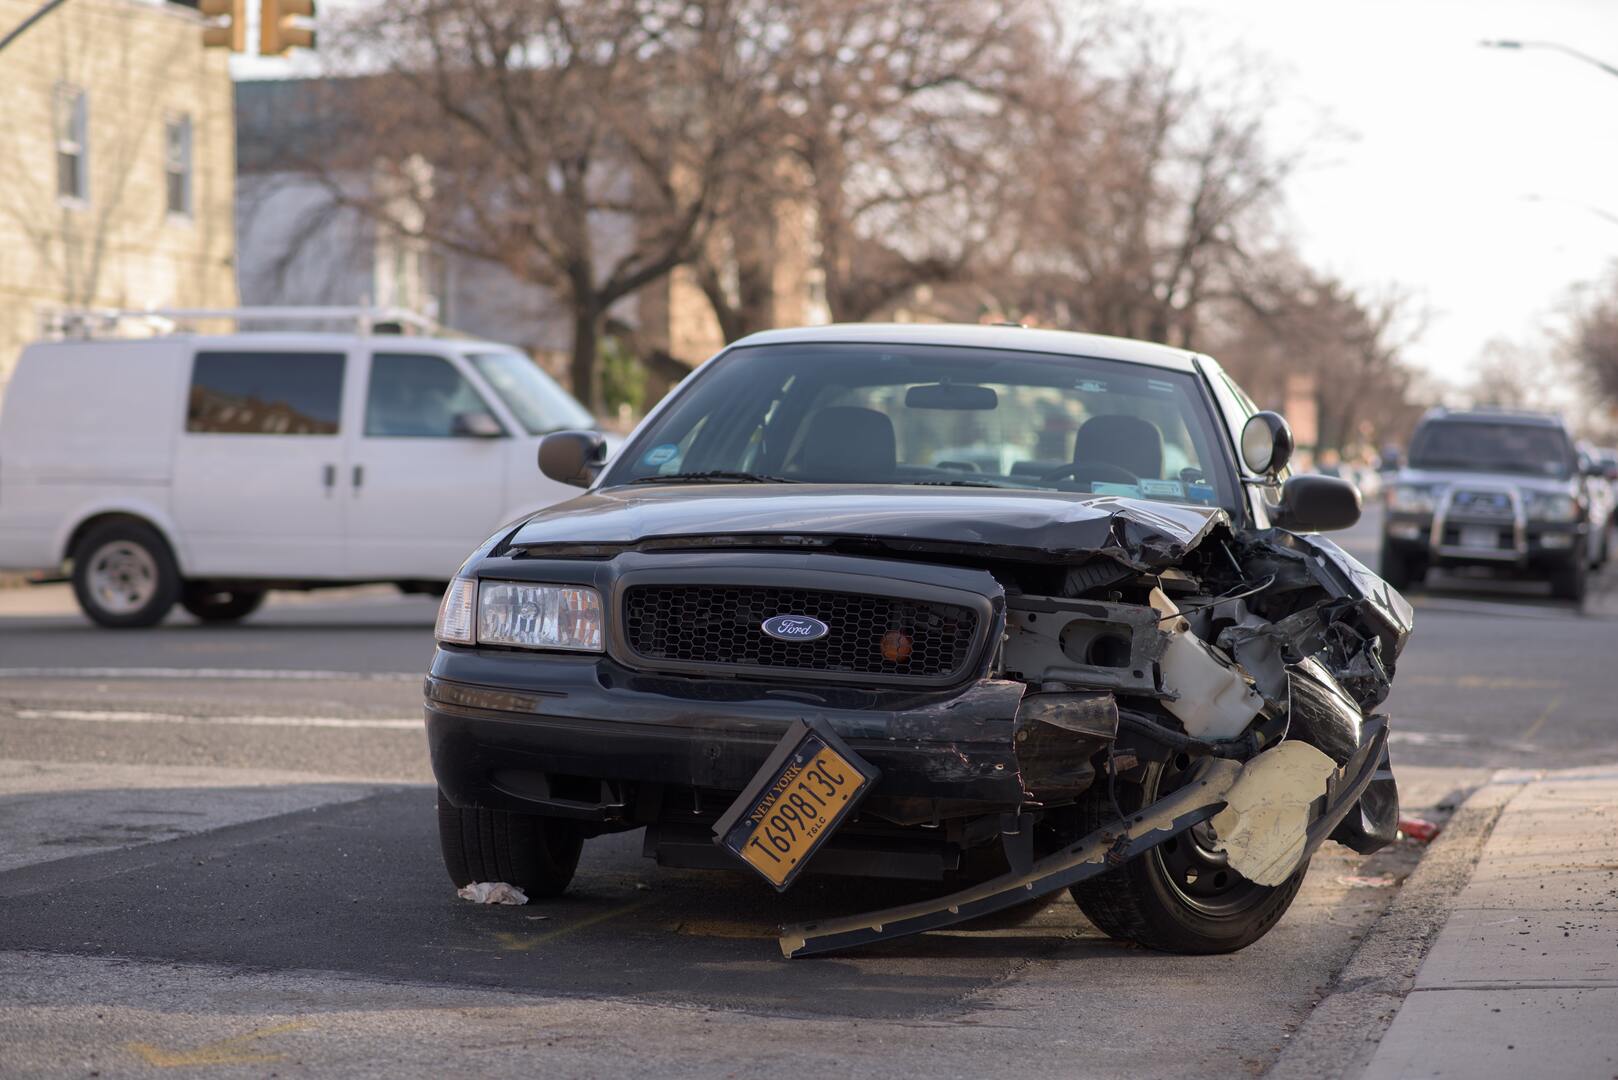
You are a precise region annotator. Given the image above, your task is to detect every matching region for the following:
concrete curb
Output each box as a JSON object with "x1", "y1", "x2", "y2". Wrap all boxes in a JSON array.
[{"x1": 1265, "y1": 778, "x2": 1521, "y2": 1080}]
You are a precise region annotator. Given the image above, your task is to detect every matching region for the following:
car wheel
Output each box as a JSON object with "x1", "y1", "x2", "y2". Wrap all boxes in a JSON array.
[
  {"x1": 1068, "y1": 754, "x2": 1307, "y2": 954},
  {"x1": 1550, "y1": 553, "x2": 1588, "y2": 603},
  {"x1": 1378, "y1": 544, "x2": 1423, "y2": 592},
  {"x1": 437, "y1": 790, "x2": 583, "y2": 898},
  {"x1": 180, "y1": 585, "x2": 267, "y2": 623},
  {"x1": 70, "y1": 520, "x2": 181, "y2": 629}
]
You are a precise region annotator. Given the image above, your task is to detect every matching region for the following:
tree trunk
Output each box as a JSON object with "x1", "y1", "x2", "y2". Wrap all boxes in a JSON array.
[{"x1": 571, "y1": 309, "x2": 601, "y2": 415}]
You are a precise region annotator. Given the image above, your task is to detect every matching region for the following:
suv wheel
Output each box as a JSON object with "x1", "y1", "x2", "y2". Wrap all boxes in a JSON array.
[
  {"x1": 71, "y1": 520, "x2": 181, "y2": 628},
  {"x1": 1379, "y1": 545, "x2": 1424, "y2": 592},
  {"x1": 437, "y1": 790, "x2": 583, "y2": 898},
  {"x1": 1068, "y1": 755, "x2": 1307, "y2": 954},
  {"x1": 181, "y1": 585, "x2": 267, "y2": 623},
  {"x1": 1550, "y1": 553, "x2": 1588, "y2": 603}
]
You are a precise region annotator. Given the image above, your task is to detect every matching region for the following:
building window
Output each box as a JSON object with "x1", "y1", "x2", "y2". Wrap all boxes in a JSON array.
[
  {"x1": 165, "y1": 114, "x2": 192, "y2": 218},
  {"x1": 54, "y1": 85, "x2": 88, "y2": 203}
]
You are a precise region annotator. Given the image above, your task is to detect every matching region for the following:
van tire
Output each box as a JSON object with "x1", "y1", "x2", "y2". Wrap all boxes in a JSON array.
[
  {"x1": 180, "y1": 585, "x2": 267, "y2": 623},
  {"x1": 437, "y1": 790, "x2": 583, "y2": 899},
  {"x1": 70, "y1": 520, "x2": 181, "y2": 628}
]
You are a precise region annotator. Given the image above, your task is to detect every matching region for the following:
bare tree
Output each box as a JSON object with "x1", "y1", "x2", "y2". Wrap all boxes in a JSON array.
[{"x1": 1569, "y1": 268, "x2": 1618, "y2": 408}]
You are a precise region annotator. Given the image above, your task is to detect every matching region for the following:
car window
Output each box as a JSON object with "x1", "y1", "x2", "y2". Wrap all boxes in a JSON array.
[
  {"x1": 187, "y1": 351, "x2": 344, "y2": 435},
  {"x1": 603, "y1": 343, "x2": 1237, "y2": 512},
  {"x1": 364, "y1": 353, "x2": 495, "y2": 438},
  {"x1": 1408, "y1": 421, "x2": 1574, "y2": 479},
  {"x1": 468, "y1": 351, "x2": 595, "y2": 435}
]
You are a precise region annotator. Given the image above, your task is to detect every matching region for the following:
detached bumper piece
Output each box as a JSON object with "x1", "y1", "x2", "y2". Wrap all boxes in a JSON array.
[{"x1": 780, "y1": 717, "x2": 1389, "y2": 958}]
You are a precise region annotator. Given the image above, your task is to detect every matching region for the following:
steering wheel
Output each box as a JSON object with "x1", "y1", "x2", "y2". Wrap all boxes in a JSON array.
[{"x1": 1041, "y1": 461, "x2": 1141, "y2": 488}]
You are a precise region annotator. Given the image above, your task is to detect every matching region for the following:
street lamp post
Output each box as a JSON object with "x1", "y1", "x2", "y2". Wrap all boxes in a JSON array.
[{"x1": 1480, "y1": 39, "x2": 1618, "y2": 80}]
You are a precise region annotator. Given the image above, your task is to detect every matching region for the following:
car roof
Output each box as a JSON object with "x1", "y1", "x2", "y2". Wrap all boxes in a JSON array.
[
  {"x1": 25, "y1": 333, "x2": 509, "y2": 353},
  {"x1": 728, "y1": 323, "x2": 1202, "y2": 372},
  {"x1": 1419, "y1": 406, "x2": 1568, "y2": 429}
]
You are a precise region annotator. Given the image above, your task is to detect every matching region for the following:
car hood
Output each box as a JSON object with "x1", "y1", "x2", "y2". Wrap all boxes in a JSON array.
[
  {"x1": 505, "y1": 484, "x2": 1232, "y2": 568},
  {"x1": 1395, "y1": 467, "x2": 1575, "y2": 495}
]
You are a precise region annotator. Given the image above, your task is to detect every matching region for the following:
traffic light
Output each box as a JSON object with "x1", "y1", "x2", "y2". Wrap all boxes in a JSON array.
[
  {"x1": 199, "y1": 0, "x2": 245, "y2": 51},
  {"x1": 260, "y1": 0, "x2": 316, "y2": 56}
]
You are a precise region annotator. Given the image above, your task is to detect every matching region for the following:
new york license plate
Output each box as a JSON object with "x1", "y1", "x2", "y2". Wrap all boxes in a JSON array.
[{"x1": 713, "y1": 720, "x2": 878, "y2": 890}]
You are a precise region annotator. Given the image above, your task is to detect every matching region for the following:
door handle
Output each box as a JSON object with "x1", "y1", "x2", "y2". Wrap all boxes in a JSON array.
[
  {"x1": 352, "y1": 464, "x2": 364, "y2": 490},
  {"x1": 322, "y1": 463, "x2": 336, "y2": 491}
]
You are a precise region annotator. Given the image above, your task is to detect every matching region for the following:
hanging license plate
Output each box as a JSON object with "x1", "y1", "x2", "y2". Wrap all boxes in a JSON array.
[{"x1": 712, "y1": 719, "x2": 879, "y2": 891}]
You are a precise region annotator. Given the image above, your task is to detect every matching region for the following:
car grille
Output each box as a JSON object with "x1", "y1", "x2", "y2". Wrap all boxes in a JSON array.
[
  {"x1": 1450, "y1": 490, "x2": 1513, "y2": 517},
  {"x1": 621, "y1": 584, "x2": 981, "y2": 681}
]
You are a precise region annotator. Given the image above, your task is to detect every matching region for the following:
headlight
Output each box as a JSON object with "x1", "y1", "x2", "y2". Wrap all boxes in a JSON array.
[
  {"x1": 1387, "y1": 484, "x2": 1436, "y2": 514},
  {"x1": 435, "y1": 577, "x2": 477, "y2": 644},
  {"x1": 477, "y1": 581, "x2": 604, "y2": 651},
  {"x1": 1526, "y1": 492, "x2": 1578, "y2": 523}
]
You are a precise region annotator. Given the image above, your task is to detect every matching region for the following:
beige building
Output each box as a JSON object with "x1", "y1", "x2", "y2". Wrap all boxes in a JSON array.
[{"x1": 0, "y1": 0, "x2": 237, "y2": 391}]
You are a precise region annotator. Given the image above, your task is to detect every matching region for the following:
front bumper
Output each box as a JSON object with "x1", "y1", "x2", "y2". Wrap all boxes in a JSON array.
[{"x1": 1385, "y1": 510, "x2": 1584, "y2": 567}]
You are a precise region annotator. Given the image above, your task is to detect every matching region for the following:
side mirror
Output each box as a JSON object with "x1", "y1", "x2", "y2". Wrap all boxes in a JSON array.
[
  {"x1": 452, "y1": 411, "x2": 504, "y2": 438},
  {"x1": 538, "y1": 430, "x2": 607, "y2": 488},
  {"x1": 1272, "y1": 474, "x2": 1361, "y2": 532},
  {"x1": 1240, "y1": 411, "x2": 1294, "y2": 477}
]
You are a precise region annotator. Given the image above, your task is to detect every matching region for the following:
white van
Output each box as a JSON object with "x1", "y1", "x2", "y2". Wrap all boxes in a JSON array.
[{"x1": 0, "y1": 309, "x2": 606, "y2": 627}]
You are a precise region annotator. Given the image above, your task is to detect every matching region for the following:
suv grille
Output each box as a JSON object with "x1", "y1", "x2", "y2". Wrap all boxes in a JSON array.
[{"x1": 621, "y1": 585, "x2": 980, "y2": 681}]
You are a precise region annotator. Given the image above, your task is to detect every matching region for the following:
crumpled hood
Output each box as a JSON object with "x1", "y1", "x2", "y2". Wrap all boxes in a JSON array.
[{"x1": 505, "y1": 484, "x2": 1231, "y2": 568}]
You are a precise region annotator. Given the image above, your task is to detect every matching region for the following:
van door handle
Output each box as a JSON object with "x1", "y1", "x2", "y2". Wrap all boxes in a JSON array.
[
  {"x1": 352, "y1": 464, "x2": 364, "y2": 490},
  {"x1": 322, "y1": 464, "x2": 336, "y2": 491}
]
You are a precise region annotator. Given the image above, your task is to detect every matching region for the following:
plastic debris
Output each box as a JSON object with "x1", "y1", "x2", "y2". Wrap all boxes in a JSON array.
[
  {"x1": 1398, "y1": 817, "x2": 1442, "y2": 844},
  {"x1": 1338, "y1": 874, "x2": 1398, "y2": 888},
  {"x1": 457, "y1": 881, "x2": 529, "y2": 905}
]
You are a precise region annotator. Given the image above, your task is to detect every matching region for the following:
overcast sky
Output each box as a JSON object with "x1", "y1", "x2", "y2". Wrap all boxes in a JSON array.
[{"x1": 238, "y1": 1, "x2": 1618, "y2": 385}]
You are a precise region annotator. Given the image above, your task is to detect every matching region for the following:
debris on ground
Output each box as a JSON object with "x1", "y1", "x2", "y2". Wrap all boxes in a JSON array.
[
  {"x1": 1338, "y1": 874, "x2": 1398, "y2": 888},
  {"x1": 456, "y1": 881, "x2": 529, "y2": 905},
  {"x1": 1398, "y1": 817, "x2": 1442, "y2": 844}
]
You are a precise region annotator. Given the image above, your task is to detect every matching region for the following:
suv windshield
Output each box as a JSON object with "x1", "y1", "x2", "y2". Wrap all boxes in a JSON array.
[
  {"x1": 468, "y1": 351, "x2": 595, "y2": 435},
  {"x1": 1408, "y1": 420, "x2": 1574, "y2": 479},
  {"x1": 603, "y1": 343, "x2": 1238, "y2": 512}
]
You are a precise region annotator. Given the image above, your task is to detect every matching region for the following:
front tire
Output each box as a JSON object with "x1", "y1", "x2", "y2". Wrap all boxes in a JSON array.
[
  {"x1": 180, "y1": 585, "x2": 266, "y2": 623},
  {"x1": 437, "y1": 791, "x2": 583, "y2": 898},
  {"x1": 1068, "y1": 756, "x2": 1307, "y2": 954},
  {"x1": 1550, "y1": 552, "x2": 1588, "y2": 603},
  {"x1": 1378, "y1": 543, "x2": 1423, "y2": 592},
  {"x1": 70, "y1": 520, "x2": 181, "y2": 628}
]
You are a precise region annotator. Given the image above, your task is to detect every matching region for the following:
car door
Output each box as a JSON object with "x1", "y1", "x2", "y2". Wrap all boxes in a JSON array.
[
  {"x1": 171, "y1": 347, "x2": 351, "y2": 578},
  {"x1": 344, "y1": 349, "x2": 509, "y2": 581}
]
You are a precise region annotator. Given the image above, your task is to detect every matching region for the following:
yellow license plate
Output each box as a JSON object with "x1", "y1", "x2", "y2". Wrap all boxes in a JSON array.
[{"x1": 714, "y1": 722, "x2": 876, "y2": 890}]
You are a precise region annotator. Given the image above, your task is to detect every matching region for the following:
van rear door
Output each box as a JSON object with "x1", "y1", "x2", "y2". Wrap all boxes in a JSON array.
[{"x1": 171, "y1": 348, "x2": 350, "y2": 578}]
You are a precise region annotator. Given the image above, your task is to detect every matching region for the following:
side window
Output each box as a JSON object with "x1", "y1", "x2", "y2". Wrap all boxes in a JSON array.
[
  {"x1": 364, "y1": 353, "x2": 496, "y2": 438},
  {"x1": 187, "y1": 351, "x2": 344, "y2": 435}
]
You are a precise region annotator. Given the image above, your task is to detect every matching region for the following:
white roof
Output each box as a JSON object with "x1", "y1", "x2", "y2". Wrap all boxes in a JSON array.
[
  {"x1": 25, "y1": 332, "x2": 509, "y2": 353},
  {"x1": 729, "y1": 323, "x2": 1202, "y2": 372}
]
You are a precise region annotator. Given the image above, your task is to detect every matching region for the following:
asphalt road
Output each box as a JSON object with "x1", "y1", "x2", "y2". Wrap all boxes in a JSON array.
[{"x1": 1, "y1": 505, "x2": 1612, "y2": 1077}]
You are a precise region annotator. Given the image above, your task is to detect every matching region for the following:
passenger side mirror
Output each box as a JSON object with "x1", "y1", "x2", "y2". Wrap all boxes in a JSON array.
[
  {"x1": 1240, "y1": 412, "x2": 1294, "y2": 477},
  {"x1": 538, "y1": 430, "x2": 607, "y2": 488},
  {"x1": 452, "y1": 411, "x2": 504, "y2": 438},
  {"x1": 1271, "y1": 474, "x2": 1361, "y2": 532}
]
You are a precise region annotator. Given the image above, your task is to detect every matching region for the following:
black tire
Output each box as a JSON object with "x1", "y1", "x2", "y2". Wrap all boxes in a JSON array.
[
  {"x1": 1068, "y1": 756, "x2": 1307, "y2": 954},
  {"x1": 437, "y1": 790, "x2": 583, "y2": 898},
  {"x1": 1378, "y1": 543, "x2": 1423, "y2": 592},
  {"x1": 1550, "y1": 552, "x2": 1588, "y2": 603},
  {"x1": 180, "y1": 585, "x2": 267, "y2": 623},
  {"x1": 70, "y1": 519, "x2": 181, "y2": 628}
]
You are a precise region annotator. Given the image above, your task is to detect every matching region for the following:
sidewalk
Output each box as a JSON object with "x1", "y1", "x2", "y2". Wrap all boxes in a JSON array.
[{"x1": 1362, "y1": 765, "x2": 1618, "y2": 1079}]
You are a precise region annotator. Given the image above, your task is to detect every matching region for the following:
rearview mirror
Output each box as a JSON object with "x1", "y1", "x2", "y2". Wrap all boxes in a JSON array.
[
  {"x1": 1240, "y1": 411, "x2": 1294, "y2": 477},
  {"x1": 1271, "y1": 474, "x2": 1361, "y2": 532},
  {"x1": 452, "y1": 411, "x2": 504, "y2": 438},
  {"x1": 904, "y1": 383, "x2": 998, "y2": 410},
  {"x1": 538, "y1": 430, "x2": 607, "y2": 488}
]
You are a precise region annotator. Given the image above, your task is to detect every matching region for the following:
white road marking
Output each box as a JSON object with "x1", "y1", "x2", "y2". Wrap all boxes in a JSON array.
[
  {"x1": 0, "y1": 667, "x2": 419, "y2": 681},
  {"x1": 14, "y1": 709, "x2": 420, "y2": 730}
]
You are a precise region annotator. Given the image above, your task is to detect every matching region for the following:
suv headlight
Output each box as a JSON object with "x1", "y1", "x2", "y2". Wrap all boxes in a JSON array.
[
  {"x1": 1387, "y1": 484, "x2": 1437, "y2": 514},
  {"x1": 1525, "y1": 491, "x2": 1579, "y2": 523},
  {"x1": 434, "y1": 579, "x2": 605, "y2": 652}
]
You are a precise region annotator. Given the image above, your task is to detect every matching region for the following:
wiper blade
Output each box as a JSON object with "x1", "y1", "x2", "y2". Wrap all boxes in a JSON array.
[
  {"x1": 910, "y1": 477, "x2": 1019, "y2": 488},
  {"x1": 627, "y1": 470, "x2": 802, "y2": 485}
]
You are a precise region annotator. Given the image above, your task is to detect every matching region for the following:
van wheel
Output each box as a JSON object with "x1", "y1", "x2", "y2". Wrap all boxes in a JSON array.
[
  {"x1": 71, "y1": 520, "x2": 181, "y2": 628},
  {"x1": 180, "y1": 585, "x2": 267, "y2": 623},
  {"x1": 437, "y1": 790, "x2": 583, "y2": 899},
  {"x1": 1068, "y1": 755, "x2": 1306, "y2": 954}
]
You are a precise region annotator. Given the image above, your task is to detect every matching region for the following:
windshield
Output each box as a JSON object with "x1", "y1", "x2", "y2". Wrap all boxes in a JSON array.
[
  {"x1": 468, "y1": 351, "x2": 595, "y2": 435},
  {"x1": 1408, "y1": 420, "x2": 1574, "y2": 479},
  {"x1": 602, "y1": 343, "x2": 1239, "y2": 512}
]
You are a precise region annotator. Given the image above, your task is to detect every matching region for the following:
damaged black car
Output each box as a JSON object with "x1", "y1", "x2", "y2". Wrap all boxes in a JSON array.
[{"x1": 426, "y1": 324, "x2": 1412, "y2": 958}]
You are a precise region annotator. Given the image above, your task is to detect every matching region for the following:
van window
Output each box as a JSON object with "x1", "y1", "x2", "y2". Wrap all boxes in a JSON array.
[
  {"x1": 187, "y1": 352, "x2": 344, "y2": 435},
  {"x1": 364, "y1": 353, "x2": 495, "y2": 437}
]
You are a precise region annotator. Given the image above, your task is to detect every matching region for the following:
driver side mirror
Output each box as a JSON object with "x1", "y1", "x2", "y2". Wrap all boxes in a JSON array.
[
  {"x1": 538, "y1": 430, "x2": 607, "y2": 488},
  {"x1": 1240, "y1": 412, "x2": 1294, "y2": 478},
  {"x1": 1272, "y1": 474, "x2": 1362, "y2": 532}
]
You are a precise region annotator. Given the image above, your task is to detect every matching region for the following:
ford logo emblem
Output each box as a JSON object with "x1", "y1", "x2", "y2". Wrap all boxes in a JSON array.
[{"x1": 761, "y1": 614, "x2": 829, "y2": 642}]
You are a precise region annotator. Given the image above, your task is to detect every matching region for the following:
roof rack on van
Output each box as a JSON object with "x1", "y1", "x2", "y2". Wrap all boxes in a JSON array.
[{"x1": 39, "y1": 306, "x2": 442, "y2": 339}]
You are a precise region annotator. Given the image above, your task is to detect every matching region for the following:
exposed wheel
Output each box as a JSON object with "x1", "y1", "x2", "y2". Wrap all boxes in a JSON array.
[
  {"x1": 70, "y1": 520, "x2": 181, "y2": 628},
  {"x1": 1550, "y1": 552, "x2": 1588, "y2": 603},
  {"x1": 1068, "y1": 754, "x2": 1307, "y2": 954},
  {"x1": 180, "y1": 585, "x2": 266, "y2": 623},
  {"x1": 437, "y1": 790, "x2": 583, "y2": 898},
  {"x1": 1378, "y1": 543, "x2": 1422, "y2": 592}
]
